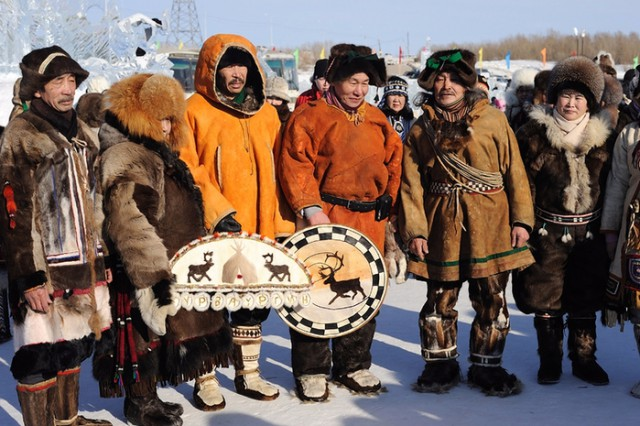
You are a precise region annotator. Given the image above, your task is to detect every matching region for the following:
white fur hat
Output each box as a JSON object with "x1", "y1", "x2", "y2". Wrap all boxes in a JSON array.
[{"x1": 265, "y1": 76, "x2": 290, "y2": 103}]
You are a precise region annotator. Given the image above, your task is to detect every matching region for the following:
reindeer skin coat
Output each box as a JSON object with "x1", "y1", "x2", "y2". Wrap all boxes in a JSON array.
[
  {"x1": 0, "y1": 107, "x2": 111, "y2": 380},
  {"x1": 94, "y1": 74, "x2": 231, "y2": 396},
  {"x1": 399, "y1": 96, "x2": 535, "y2": 281},
  {"x1": 512, "y1": 106, "x2": 611, "y2": 314}
]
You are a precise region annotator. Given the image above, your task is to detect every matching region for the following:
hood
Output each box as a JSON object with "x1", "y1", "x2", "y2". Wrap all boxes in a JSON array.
[
  {"x1": 102, "y1": 73, "x2": 191, "y2": 151},
  {"x1": 194, "y1": 34, "x2": 266, "y2": 115}
]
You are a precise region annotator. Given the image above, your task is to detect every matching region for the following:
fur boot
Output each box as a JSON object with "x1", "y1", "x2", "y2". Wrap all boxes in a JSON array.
[
  {"x1": 55, "y1": 368, "x2": 112, "y2": 426},
  {"x1": 631, "y1": 324, "x2": 640, "y2": 399},
  {"x1": 534, "y1": 314, "x2": 564, "y2": 384},
  {"x1": 295, "y1": 374, "x2": 329, "y2": 402},
  {"x1": 0, "y1": 288, "x2": 11, "y2": 343},
  {"x1": 567, "y1": 316, "x2": 609, "y2": 385},
  {"x1": 414, "y1": 358, "x2": 461, "y2": 393},
  {"x1": 17, "y1": 378, "x2": 57, "y2": 426},
  {"x1": 124, "y1": 393, "x2": 183, "y2": 426},
  {"x1": 232, "y1": 325, "x2": 279, "y2": 400},
  {"x1": 193, "y1": 370, "x2": 225, "y2": 411},
  {"x1": 333, "y1": 369, "x2": 381, "y2": 394},
  {"x1": 467, "y1": 363, "x2": 522, "y2": 397}
]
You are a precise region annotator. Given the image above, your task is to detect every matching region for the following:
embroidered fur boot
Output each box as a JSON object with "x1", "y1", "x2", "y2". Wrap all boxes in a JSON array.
[
  {"x1": 534, "y1": 314, "x2": 564, "y2": 384},
  {"x1": 414, "y1": 359, "x2": 461, "y2": 393},
  {"x1": 295, "y1": 374, "x2": 329, "y2": 402},
  {"x1": 55, "y1": 368, "x2": 112, "y2": 426},
  {"x1": 17, "y1": 378, "x2": 57, "y2": 426},
  {"x1": 193, "y1": 370, "x2": 225, "y2": 411},
  {"x1": 568, "y1": 316, "x2": 609, "y2": 386},
  {"x1": 232, "y1": 325, "x2": 279, "y2": 400}
]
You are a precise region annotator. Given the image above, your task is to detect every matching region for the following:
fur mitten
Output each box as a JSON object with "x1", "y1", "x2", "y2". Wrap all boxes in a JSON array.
[{"x1": 135, "y1": 278, "x2": 179, "y2": 336}]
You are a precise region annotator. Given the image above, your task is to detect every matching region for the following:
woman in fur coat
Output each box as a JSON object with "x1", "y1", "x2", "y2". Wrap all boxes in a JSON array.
[
  {"x1": 513, "y1": 56, "x2": 611, "y2": 386},
  {"x1": 93, "y1": 73, "x2": 232, "y2": 426}
]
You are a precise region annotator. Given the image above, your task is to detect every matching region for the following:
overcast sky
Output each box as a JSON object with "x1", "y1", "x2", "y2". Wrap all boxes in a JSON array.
[{"x1": 118, "y1": 0, "x2": 639, "y2": 55}]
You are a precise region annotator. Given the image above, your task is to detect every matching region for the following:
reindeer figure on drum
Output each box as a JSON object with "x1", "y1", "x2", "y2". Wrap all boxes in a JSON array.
[
  {"x1": 187, "y1": 251, "x2": 214, "y2": 283},
  {"x1": 263, "y1": 253, "x2": 291, "y2": 282},
  {"x1": 318, "y1": 251, "x2": 366, "y2": 305}
]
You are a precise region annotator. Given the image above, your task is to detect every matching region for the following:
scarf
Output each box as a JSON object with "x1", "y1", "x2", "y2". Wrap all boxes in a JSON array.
[
  {"x1": 434, "y1": 95, "x2": 469, "y2": 123},
  {"x1": 30, "y1": 97, "x2": 78, "y2": 141},
  {"x1": 326, "y1": 86, "x2": 366, "y2": 126},
  {"x1": 553, "y1": 108, "x2": 590, "y2": 148}
]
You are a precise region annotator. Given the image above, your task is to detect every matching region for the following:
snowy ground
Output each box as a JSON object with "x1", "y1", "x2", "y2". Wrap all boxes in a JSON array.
[
  {"x1": 1, "y1": 62, "x2": 640, "y2": 425},
  {"x1": 1, "y1": 266, "x2": 639, "y2": 426}
]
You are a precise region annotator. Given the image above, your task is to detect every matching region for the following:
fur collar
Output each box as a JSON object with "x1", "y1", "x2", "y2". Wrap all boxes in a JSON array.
[
  {"x1": 422, "y1": 89, "x2": 488, "y2": 152},
  {"x1": 528, "y1": 106, "x2": 610, "y2": 155}
]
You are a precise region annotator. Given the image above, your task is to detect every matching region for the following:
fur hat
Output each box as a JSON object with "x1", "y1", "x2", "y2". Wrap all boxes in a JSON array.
[
  {"x1": 510, "y1": 68, "x2": 538, "y2": 91},
  {"x1": 418, "y1": 49, "x2": 477, "y2": 91},
  {"x1": 104, "y1": 73, "x2": 190, "y2": 149},
  {"x1": 326, "y1": 44, "x2": 386, "y2": 87},
  {"x1": 19, "y1": 45, "x2": 89, "y2": 101},
  {"x1": 384, "y1": 75, "x2": 409, "y2": 98},
  {"x1": 76, "y1": 92, "x2": 105, "y2": 128},
  {"x1": 265, "y1": 76, "x2": 290, "y2": 103},
  {"x1": 312, "y1": 59, "x2": 329, "y2": 80},
  {"x1": 601, "y1": 74, "x2": 623, "y2": 108},
  {"x1": 547, "y1": 56, "x2": 605, "y2": 112},
  {"x1": 594, "y1": 50, "x2": 615, "y2": 67}
]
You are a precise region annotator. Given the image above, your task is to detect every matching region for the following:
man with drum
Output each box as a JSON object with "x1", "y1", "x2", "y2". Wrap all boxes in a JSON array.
[
  {"x1": 398, "y1": 49, "x2": 534, "y2": 396},
  {"x1": 180, "y1": 33, "x2": 293, "y2": 409},
  {"x1": 278, "y1": 43, "x2": 403, "y2": 402}
]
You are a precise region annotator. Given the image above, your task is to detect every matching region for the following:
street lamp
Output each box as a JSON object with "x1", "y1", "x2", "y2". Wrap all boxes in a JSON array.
[{"x1": 580, "y1": 29, "x2": 586, "y2": 56}]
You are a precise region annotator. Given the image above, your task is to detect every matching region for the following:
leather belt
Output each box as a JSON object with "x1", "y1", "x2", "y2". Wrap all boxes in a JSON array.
[
  {"x1": 535, "y1": 207, "x2": 601, "y2": 225},
  {"x1": 320, "y1": 193, "x2": 376, "y2": 212}
]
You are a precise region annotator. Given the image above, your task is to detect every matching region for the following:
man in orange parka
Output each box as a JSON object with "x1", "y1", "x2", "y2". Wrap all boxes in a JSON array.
[
  {"x1": 180, "y1": 33, "x2": 292, "y2": 411},
  {"x1": 278, "y1": 43, "x2": 403, "y2": 402}
]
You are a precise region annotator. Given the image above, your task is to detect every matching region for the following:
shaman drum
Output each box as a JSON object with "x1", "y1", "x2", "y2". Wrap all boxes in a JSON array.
[
  {"x1": 278, "y1": 224, "x2": 388, "y2": 338},
  {"x1": 170, "y1": 232, "x2": 312, "y2": 312}
]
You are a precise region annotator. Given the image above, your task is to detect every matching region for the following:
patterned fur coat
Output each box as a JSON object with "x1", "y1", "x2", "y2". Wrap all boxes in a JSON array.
[{"x1": 0, "y1": 107, "x2": 111, "y2": 380}]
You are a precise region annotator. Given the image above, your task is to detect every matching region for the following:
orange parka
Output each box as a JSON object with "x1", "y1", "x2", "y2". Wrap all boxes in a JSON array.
[{"x1": 180, "y1": 34, "x2": 293, "y2": 238}]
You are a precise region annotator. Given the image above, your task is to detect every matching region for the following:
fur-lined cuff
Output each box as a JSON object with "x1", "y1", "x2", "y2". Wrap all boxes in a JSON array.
[{"x1": 15, "y1": 270, "x2": 47, "y2": 295}]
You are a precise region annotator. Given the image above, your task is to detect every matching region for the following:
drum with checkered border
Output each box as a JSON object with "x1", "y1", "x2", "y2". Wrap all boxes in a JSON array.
[{"x1": 278, "y1": 224, "x2": 388, "y2": 338}]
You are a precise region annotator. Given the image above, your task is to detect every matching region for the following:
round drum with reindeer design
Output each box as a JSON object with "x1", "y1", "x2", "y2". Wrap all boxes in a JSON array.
[
  {"x1": 279, "y1": 224, "x2": 388, "y2": 338},
  {"x1": 170, "y1": 232, "x2": 312, "y2": 311}
]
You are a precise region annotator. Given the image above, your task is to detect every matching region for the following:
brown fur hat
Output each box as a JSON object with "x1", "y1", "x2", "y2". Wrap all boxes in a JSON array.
[
  {"x1": 19, "y1": 45, "x2": 89, "y2": 101},
  {"x1": 418, "y1": 49, "x2": 477, "y2": 91},
  {"x1": 104, "y1": 73, "x2": 191, "y2": 150},
  {"x1": 76, "y1": 92, "x2": 105, "y2": 128},
  {"x1": 601, "y1": 73, "x2": 623, "y2": 108},
  {"x1": 326, "y1": 44, "x2": 386, "y2": 87},
  {"x1": 547, "y1": 56, "x2": 604, "y2": 112}
]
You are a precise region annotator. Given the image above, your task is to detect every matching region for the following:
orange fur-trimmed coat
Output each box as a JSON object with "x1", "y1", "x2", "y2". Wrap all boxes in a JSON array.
[{"x1": 180, "y1": 33, "x2": 293, "y2": 238}]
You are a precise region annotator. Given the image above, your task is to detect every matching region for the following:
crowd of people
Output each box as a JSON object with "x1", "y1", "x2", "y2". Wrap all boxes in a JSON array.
[{"x1": 0, "y1": 35, "x2": 639, "y2": 425}]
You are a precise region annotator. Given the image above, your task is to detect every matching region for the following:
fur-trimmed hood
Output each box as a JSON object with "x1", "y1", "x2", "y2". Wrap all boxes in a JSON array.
[
  {"x1": 103, "y1": 73, "x2": 191, "y2": 151},
  {"x1": 193, "y1": 34, "x2": 265, "y2": 116}
]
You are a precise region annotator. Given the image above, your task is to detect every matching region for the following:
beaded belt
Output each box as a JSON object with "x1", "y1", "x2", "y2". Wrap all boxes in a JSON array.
[
  {"x1": 428, "y1": 181, "x2": 503, "y2": 195},
  {"x1": 535, "y1": 207, "x2": 601, "y2": 225}
]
